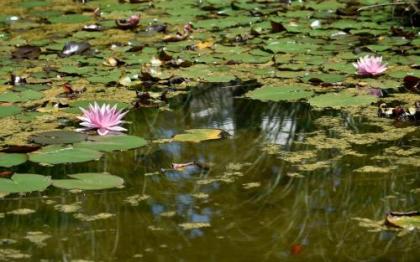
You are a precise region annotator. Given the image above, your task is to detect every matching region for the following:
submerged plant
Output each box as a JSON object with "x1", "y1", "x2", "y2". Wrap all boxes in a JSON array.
[
  {"x1": 353, "y1": 55, "x2": 387, "y2": 76},
  {"x1": 76, "y1": 103, "x2": 128, "y2": 136}
]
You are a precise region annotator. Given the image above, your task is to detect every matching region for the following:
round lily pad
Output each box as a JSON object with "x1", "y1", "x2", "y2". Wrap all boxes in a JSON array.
[
  {"x1": 0, "y1": 90, "x2": 44, "y2": 102},
  {"x1": 172, "y1": 129, "x2": 224, "y2": 143},
  {"x1": 29, "y1": 145, "x2": 102, "y2": 165},
  {"x1": 30, "y1": 131, "x2": 87, "y2": 145},
  {"x1": 0, "y1": 153, "x2": 27, "y2": 167},
  {"x1": 308, "y1": 91, "x2": 377, "y2": 108},
  {"x1": 0, "y1": 105, "x2": 22, "y2": 118},
  {"x1": 0, "y1": 173, "x2": 51, "y2": 193},
  {"x1": 245, "y1": 85, "x2": 314, "y2": 102},
  {"x1": 74, "y1": 135, "x2": 147, "y2": 152},
  {"x1": 52, "y1": 172, "x2": 124, "y2": 190}
]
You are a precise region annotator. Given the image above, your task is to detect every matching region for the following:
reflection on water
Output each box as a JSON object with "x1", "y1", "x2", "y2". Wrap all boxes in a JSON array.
[{"x1": 1, "y1": 83, "x2": 419, "y2": 261}]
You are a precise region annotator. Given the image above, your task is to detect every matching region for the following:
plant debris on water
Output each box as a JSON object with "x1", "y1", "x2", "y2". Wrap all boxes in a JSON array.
[{"x1": 0, "y1": 0, "x2": 419, "y2": 260}]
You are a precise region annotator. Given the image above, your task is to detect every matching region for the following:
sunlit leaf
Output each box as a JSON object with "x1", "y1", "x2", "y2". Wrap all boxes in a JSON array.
[
  {"x1": 308, "y1": 91, "x2": 376, "y2": 108},
  {"x1": 0, "y1": 173, "x2": 51, "y2": 193},
  {"x1": 0, "y1": 90, "x2": 43, "y2": 102},
  {"x1": 74, "y1": 135, "x2": 148, "y2": 152},
  {"x1": 29, "y1": 145, "x2": 102, "y2": 165},
  {"x1": 0, "y1": 106, "x2": 21, "y2": 118},
  {"x1": 245, "y1": 85, "x2": 314, "y2": 102},
  {"x1": 0, "y1": 153, "x2": 27, "y2": 167},
  {"x1": 52, "y1": 172, "x2": 124, "y2": 190},
  {"x1": 30, "y1": 131, "x2": 88, "y2": 145},
  {"x1": 171, "y1": 129, "x2": 224, "y2": 143}
]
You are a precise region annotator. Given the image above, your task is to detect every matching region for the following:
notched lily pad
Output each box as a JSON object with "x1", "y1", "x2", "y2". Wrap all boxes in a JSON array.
[
  {"x1": 74, "y1": 135, "x2": 147, "y2": 152},
  {"x1": 245, "y1": 85, "x2": 314, "y2": 102},
  {"x1": 0, "y1": 90, "x2": 44, "y2": 102},
  {"x1": 0, "y1": 106, "x2": 22, "y2": 118},
  {"x1": 0, "y1": 173, "x2": 51, "y2": 193},
  {"x1": 171, "y1": 129, "x2": 226, "y2": 143},
  {"x1": 308, "y1": 91, "x2": 376, "y2": 108},
  {"x1": 30, "y1": 131, "x2": 87, "y2": 145},
  {"x1": 29, "y1": 145, "x2": 102, "y2": 165},
  {"x1": 0, "y1": 153, "x2": 27, "y2": 167},
  {"x1": 52, "y1": 172, "x2": 124, "y2": 190}
]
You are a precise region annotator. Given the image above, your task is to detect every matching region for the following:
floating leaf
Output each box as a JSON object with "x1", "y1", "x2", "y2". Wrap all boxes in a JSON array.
[
  {"x1": 29, "y1": 145, "x2": 102, "y2": 165},
  {"x1": 0, "y1": 174, "x2": 51, "y2": 193},
  {"x1": 0, "y1": 153, "x2": 27, "y2": 167},
  {"x1": 304, "y1": 73, "x2": 345, "y2": 84},
  {"x1": 245, "y1": 85, "x2": 314, "y2": 102},
  {"x1": 74, "y1": 135, "x2": 147, "y2": 152},
  {"x1": 265, "y1": 39, "x2": 318, "y2": 53},
  {"x1": 30, "y1": 131, "x2": 87, "y2": 145},
  {"x1": 0, "y1": 90, "x2": 43, "y2": 102},
  {"x1": 0, "y1": 106, "x2": 22, "y2": 118},
  {"x1": 172, "y1": 129, "x2": 224, "y2": 143},
  {"x1": 308, "y1": 91, "x2": 376, "y2": 108},
  {"x1": 52, "y1": 172, "x2": 124, "y2": 190},
  {"x1": 48, "y1": 14, "x2": 91, "y2": 24}
]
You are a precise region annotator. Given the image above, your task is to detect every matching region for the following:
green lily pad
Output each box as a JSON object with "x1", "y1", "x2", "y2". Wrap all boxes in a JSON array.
[
  {"x1": 308, "y1": 91, "x2": 376, "y2": 108},
  {"x1": 0, "y1": 90, "x2": 44, "y2": 102},
  {"x1": 304, "y1": 73, "x2": 345, "y2": 84},
  {"x1": 245, "y1": 85, "x2": 314, "y2": 102},
  {"x1": 172, "y1": 129, "x2": 224, "y2": 143},
  {"x1": 48, "y1": 14, "x2": 91, "y2": 24},
  {"x1": 52, "y1": 172, "x2": 124, "y2": 190},
  {"x1": 265, "y1": 39, "x2": 318, "y2": 54},
  {"x1": 0, "y1": 173, "x2": 51, "y2": 193},
  {"x1": 29, "y1": 145, "x2": 102, "y2": 165},
  {"x1": 0, "y1": 106, "x2": 22, "y2": 118},
  {"x1": 0, "y1": 153, "x2": 27, "y2": 167},
  {"x1": 74, "y1": 135, "x2": 148, "y2": 152},
  {"x1": 30, "y1": 131, "x2": 88, "y2": 145}
]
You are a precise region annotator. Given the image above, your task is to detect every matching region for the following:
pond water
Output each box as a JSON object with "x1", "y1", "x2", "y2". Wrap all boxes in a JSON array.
[
  {"x1": 0, "y1": 0, "x2": 419, "y2": 261},
  {"x1": 1, "y1": 84, "x2": 419, "y2": 261}
]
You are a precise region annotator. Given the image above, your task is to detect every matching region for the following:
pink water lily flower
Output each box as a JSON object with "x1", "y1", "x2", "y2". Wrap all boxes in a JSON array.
[
  {"x1": 353, "y1": 55, "x2": 387, "y2": 76},
  {"x1": 76, "y1": 102, "x2": 128, "y2": 136}
]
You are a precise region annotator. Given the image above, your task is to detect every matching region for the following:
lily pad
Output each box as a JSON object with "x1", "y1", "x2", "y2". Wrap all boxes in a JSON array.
[
  {"x1": 52, "y1": 172, "x2": 124, "y2": 190},
  {"x1": 0, "y1": 90, "x2": 44, "y2": 102},
  {"x1": 308, "y1": 91, "x2": 376, "y2": 108},
  {"x1": 29, "y1": 145, "x2": 102, "y2": 165},
  {"x1": 0, "y1": 106, "x2": 22, "y2": 118},
  {"x1": 0, "y1": 153, "x2": 27, "y2": 167},
  {"x1": 265, "y1": 39, "x2": 318, "y2": 54},
  {"x1": 30, "y1": 131, "x2": 87, "y2": 145},
  {"x1": 245, "y1": 85, "x2": 314, "y2": 102},
  {"x1": 74, "y1": 135, "x2": 148, "y2": 152},
  {"x1": 172, "y1": 129, "x2": 224, "y2": 143},
  {"x1": 0, "y1": 173, "x2": 51, "y2": 193}
]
